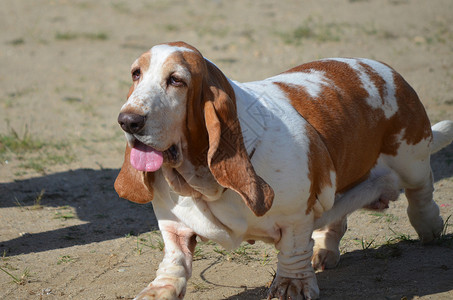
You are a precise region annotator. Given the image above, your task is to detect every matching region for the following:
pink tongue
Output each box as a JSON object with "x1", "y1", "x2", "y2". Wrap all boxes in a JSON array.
[{"x1": 130, "y1": 141, "x2": 164, "y2": 172}]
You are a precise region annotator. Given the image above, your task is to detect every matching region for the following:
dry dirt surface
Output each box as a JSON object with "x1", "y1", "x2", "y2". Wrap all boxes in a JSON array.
[{"x1": 1, "y1": 0, "x2": 453, "y2": 299}]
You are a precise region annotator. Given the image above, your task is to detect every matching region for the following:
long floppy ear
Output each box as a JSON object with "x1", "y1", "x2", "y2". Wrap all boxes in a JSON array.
[
  {"x1": 203, "y1": 76, "x2": 274, "y2": 216},
  {"x1": 114, "y1": 144, "x2": 154, "y2": 203}
]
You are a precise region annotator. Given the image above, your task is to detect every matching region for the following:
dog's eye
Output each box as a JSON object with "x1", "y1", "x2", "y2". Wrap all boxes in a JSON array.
[
  {"x1": 132, "y1": 68, "x2": 141, "y2": 81},
  {"x1": 168, "y1": 75, "x2": 184, "y2": 87}
]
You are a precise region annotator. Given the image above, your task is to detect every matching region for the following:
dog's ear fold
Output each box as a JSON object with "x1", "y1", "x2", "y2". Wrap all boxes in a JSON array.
[
  {"x1": 203, "y1": 62, "x2": 274, "y2": 216},
  {"x1": 114, "y1": 144, "x2": 154, "y2": 203}
]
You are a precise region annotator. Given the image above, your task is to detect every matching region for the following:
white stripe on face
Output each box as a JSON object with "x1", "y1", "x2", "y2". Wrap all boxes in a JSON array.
[
  {"x1": 124, "y1": 45, "x2": 194, "y2": 111},
  {"x1": 148, "y1": 44, "x2": 194, "y2": 78}
]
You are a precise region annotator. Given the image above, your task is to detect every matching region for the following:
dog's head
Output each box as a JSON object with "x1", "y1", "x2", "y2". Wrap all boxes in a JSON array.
[{"x1": 114, "y1": 42, "x2": 273, "y2": 216}]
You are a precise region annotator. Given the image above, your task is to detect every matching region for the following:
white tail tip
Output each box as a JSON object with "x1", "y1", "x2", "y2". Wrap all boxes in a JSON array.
[{"x1": 431, "y1": 120, "x2": 453, "y2": 154}]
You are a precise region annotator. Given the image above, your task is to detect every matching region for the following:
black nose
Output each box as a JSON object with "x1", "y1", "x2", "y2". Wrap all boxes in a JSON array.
[{"x1": 118, "y1": 112, "x2": 146, "y2": 134}]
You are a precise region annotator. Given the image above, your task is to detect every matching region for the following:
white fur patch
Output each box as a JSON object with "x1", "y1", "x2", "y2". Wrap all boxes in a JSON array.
[
  {"x1": 149, "y1": 45, "x2": 193, "y2": 71},
  {"x1": 268, "y1": 69, "x2": 334, "y2": 99},
  {"x1": 122, "y1": 45, "x2": 193, "y2": 112},
  {"x1": 377, "y1": 128, "x2": 432, "y2": 188}
]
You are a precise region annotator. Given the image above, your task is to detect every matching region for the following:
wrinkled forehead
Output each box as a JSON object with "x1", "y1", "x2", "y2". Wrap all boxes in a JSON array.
[{"x1": 131, "y1": 44, "x2": 200, "y2": 75}]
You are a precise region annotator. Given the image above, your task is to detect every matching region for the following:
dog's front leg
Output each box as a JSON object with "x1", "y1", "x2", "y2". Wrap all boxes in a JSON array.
[
  {"x1": 268, "y1": 217, "x2": 319, "y2": 300},
  {"x1": 134, "y1": 220, "x2": 197, "y2": 300}
]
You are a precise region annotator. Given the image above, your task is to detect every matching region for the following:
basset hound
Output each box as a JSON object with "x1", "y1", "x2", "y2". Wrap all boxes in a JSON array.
[{"x1": 114, "y1": 41, "x2": 453, "y2": 300}]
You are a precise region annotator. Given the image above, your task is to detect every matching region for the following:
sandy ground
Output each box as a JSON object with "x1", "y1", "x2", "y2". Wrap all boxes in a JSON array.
[{"x1": 1, "y1": 0, "x2": 453, "y2": 299}]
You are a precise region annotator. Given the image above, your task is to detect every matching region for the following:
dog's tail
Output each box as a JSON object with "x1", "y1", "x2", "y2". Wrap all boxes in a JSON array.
[{"x1": 431, "y1": 120, "x2": 453, "y2": 154}]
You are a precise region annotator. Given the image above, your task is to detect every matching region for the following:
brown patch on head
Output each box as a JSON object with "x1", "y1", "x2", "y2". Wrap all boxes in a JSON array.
[
  {"x1": 126, "y1": 84, "x2": 135, "y2": 99},
  {"x1": 277, "y1": 59, "x2": 432, "y2": 193},
  {"x1": 125, "y1": 51, "x2": 151, "y2": 101},
  {"x1": 114, "y1": 144, "x2": 154, "y2": 203},
  {"x1": 137, "y1": 52, "x2": 151, "y2": 73}
]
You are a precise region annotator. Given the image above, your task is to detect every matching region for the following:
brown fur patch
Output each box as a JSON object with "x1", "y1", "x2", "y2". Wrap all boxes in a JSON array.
[
  {"x1": 382, "y1": 73, "x2": 432, "y2": 154},
  {"x1": 126, "y1": 84, "x2": 135, "y2": 99},
  {"x1": 304, "y1": 123, "x2": 335, "y2": 214},
  {"x1": 277, "y1": 59, "x2": 431, "y2": 194},
  {"x1": 123, "y1": 52, "x2": 152, "y2": 111},
  {"x1": 137, "y1": 52, "x2": 151, "y2": 73}
]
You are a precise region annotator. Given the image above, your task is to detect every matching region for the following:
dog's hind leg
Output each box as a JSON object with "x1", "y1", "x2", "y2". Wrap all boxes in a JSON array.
[
  {"x1": 311, "y1": 170, "x2": 400, "y2": 270},
  {"x1": 405, "y1": 170, "x2": 443, "y2": 243},
  {"x1": 312, "y1": 216, "x2": 347, "y2": 270}
]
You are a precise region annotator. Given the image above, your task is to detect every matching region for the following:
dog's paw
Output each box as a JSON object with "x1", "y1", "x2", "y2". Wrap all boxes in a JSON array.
[
  {"x1": 411, "y1": 213, "x2": 444, "y2": 244},
  {"x1": 134, "y1": 278, "x2": 186, "y2": 300},
  {"x1": 134, "y1": 286, "x2": 180, "y2": 300},
  {"x1": 311, "y1": 247, "x2": 340, "y2": 271},
  {"x1": 267, "y1": 275, "x2": 319, "y2": 300},
  {"x1": 364, "y1": 173, "x2": 401, "y2": 211}
]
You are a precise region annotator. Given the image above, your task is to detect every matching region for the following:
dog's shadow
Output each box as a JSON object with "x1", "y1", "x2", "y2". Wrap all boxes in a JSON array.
[
  {"x1": 315, "y1": 238, "x2": 453, "y2": 299},
  {"x1": 220, "y1": 236, "x2": 453, "y2": 300},
  {"x1": 0, "y1": 168, "x2": 158, "y2": 256},
  {"x1": 431, "y1": 142, "x2": 453, "y2": 182}
]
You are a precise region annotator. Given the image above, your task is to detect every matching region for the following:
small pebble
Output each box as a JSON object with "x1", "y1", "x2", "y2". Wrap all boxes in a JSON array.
[
  {"x1": 413, "y1": 36, "x2": 426, "y2": 44},
  {"x1": 42, "y1": 288, "x2": 52, "y2": 295}
]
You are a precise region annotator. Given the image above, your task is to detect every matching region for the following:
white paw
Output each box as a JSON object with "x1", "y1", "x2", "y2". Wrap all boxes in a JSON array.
[
  {"x1": 134, "y1": 278, "x2": 186, "y2": 300},
  {"x1": 311, "y1": 247, "x2": 340, "y2": 271},
  {"x1": 407, "y1": 200, "x2": 444, "y2": 244},
  {"x1": 413, "y1": 214, "x2": 444, "y2": 244},
  {"x1": 267, "y1": 275, "x2": 319, "y2": 300}
]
